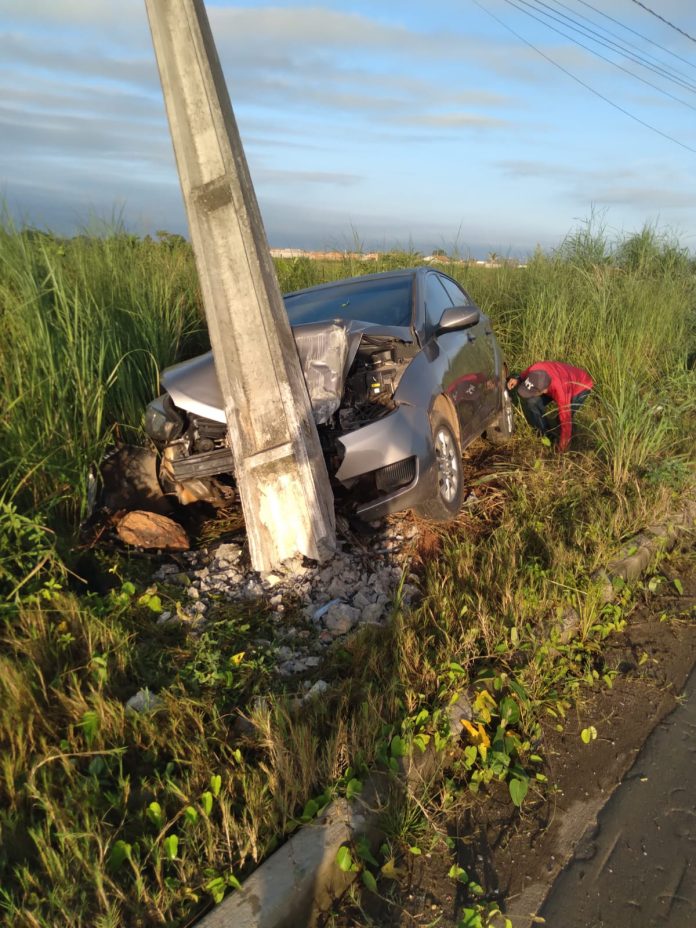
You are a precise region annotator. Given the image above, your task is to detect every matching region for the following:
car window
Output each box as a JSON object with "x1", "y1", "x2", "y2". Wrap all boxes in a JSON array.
[
  {"x1": 424, "y1": 273, "x2": 453, "y2": 332},
  {"x1": 438, "y1": 275, "x2": 472, "y2": 307},
  {"x1": 284, "y1": 276, "x2": 413, "y2": 327}
]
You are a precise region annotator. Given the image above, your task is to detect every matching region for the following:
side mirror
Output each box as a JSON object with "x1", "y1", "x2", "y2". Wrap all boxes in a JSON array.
[{"x1": 436, "y1": 305, "x2": 480, "y2": 334}]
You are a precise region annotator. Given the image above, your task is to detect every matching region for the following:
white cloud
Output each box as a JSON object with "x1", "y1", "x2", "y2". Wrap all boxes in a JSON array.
[
  {"x1": 255, "y1": 167, "x2": 362, "y2": 186},
  {"x1": 497, "y1": 158, "x2": 696, "y2": 210},
  {"x1": 391, "y1": 112, "x2": 511, "y2": 129}
]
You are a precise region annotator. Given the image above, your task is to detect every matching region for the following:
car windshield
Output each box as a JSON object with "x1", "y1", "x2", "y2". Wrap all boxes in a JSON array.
[{"x1": 284, "y1": 275, "x2": 413, "y2": 328}]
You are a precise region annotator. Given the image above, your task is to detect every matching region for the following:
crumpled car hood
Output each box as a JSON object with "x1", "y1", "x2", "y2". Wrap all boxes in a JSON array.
[{"x1": 160, "y1": 319, "x2": 413, "y2": 425}]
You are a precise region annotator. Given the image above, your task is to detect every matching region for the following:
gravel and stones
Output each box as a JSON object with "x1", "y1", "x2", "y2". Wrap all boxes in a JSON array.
[{"x1": 150, "y1": 516, "x2": 422, "y2": 689}]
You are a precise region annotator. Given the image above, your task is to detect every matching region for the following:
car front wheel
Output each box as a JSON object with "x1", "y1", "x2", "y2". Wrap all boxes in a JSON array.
[{"x1": 415, "y1": 413, "x2": 464, "y2": 520}]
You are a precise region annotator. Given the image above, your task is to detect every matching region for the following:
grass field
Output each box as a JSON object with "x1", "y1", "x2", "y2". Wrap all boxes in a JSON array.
[{"x1": 0, "y1": 217, "x2": 694, "y2": 927}]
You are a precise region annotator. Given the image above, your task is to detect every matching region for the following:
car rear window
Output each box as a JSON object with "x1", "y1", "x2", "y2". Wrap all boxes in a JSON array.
[{"x1": 284, "y1": 276, "x2": 413, "y2": 328}]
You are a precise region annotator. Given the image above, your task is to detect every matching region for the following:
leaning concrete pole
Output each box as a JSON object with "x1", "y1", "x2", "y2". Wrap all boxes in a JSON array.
[{"x1": 144, "y1": 0, "x2": 335, "y2": 571}]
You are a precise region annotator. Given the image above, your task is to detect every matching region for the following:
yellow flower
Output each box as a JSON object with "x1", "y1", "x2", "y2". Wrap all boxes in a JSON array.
[{"x1": 461, "y1": 719, "x2": 491, "y2": 761}]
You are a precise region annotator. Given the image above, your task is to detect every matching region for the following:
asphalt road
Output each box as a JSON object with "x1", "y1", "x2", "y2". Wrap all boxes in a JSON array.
[{"x1": 539, "y1": 666, "x2": 696, "y2": 927}]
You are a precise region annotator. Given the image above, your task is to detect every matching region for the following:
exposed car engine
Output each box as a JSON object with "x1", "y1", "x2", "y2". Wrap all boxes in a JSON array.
[{"x1": 339, "y1": 337, "x2": 415, "y2": 430}]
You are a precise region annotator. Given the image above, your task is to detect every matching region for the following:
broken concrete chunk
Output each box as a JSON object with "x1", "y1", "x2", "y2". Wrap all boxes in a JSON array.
[
  {"x1": 125, "y1": 688, "x2": 163, "y2": 713},
  {"x1": 155, "y1": 563, "x2": 180, "y2": 577},
  {"x1": 214, "y1": 543, "x2": 243, "y2": 563},
  {"x1": 360, "y1": 602, "x2": 385, "y2": 625},
  {"x1": 117, "y1": 511, "x2": 189, "y2": 551},
  {"x1": 352, "y1": 591, "x2": 372, "y2": 610},
  {"x1": 324, "y1": 602, "x2": 361, "y2": 635},
  {"x1": 328, "y1": 579, "x2": 350, "y2": 598},
  {"x1": 302, "y1": 679, "x2": 330, "y2": 703},
  {"x1": 279, "y1": 658, "x2": 315, "y2": 676},
  {"x1": 262, "y1": 572, "x2": 283, "y2": 588}
]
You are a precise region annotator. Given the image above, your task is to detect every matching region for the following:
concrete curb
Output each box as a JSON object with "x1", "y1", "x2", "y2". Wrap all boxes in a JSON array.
[
  {"x1": 595, "y1": 497, "x2": 696, "y2": 601},
  {"x1": 195, "y1": 781, "x2": 386, "y2": 928},
  {"x1": 194, "y1": 748, "x2": 442, "y2": 928},
  {"x1": 196, "y1": 496, "x2": 696, "y2": 928}
]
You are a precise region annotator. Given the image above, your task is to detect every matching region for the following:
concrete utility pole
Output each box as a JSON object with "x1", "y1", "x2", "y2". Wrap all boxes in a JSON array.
[{"x1": 144, "y1": 0, "x2": 335, "y2": 571}]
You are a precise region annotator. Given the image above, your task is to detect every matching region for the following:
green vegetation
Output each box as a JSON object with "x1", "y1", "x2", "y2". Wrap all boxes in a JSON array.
[
  {"x1": 0, "y1": 219, "x2": 205, "y2": 529},
  {"x1": 0, "y1": 215, "x2": 694, "y2": 926}
]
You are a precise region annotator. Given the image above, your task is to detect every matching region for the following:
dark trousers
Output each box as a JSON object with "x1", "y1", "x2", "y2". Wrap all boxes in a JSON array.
[{"x1": 520, "y1": 389, "x2": 591, "y2": 441}]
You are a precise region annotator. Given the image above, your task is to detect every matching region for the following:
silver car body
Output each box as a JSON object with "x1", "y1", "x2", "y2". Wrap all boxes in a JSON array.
[{"x1": 144, "y1": 268, "x2": 509, "y2": 519}]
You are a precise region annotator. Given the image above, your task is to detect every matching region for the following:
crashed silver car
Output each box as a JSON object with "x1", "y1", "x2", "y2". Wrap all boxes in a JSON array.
[{"x1": 144, "y1": 268, "x2": 513, "y2": 521}]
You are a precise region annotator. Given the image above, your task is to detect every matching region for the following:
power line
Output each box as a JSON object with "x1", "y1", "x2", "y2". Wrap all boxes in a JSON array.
[
  {"x1": 505, "y1": 0, "x2": 696, "y2": 111},
  {"x1": 576, "y1": 0, "x2": 696, "y2": 73},
  {"x1": 629, "y1": 0, "x2": 696, "y2": 46},
  {"x1": 524, "y1": 0, "x2": 696, "y2": 97},
  {"x1": 542, "y1": 0, "x2": 696, "y2": 92},
  {"x1": 471, "y1": 0, "x2": 696, "y2": 154}
]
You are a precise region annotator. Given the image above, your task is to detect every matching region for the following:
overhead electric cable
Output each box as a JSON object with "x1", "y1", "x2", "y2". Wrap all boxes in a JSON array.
[
  {"x1": 549, "y1": 0, "x2": 696, "y2": 86},
  {"x1": 629, "y1": 0, "x2": 696, "y2": 46},
  {"x1": 577, "y1": 0, "x2": 696, "y2": 72},
  {"x1": 503, "y1": 0, "x2": 696, "y2": 110},
  {"x1": 471, "y1": 0, "x2": 696, "y2": 154},
  {"x1": 539, "y1": 0, "x2": 696, "y2": 92}
]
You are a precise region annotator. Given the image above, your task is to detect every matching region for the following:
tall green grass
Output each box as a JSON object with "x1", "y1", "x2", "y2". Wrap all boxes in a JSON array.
[{"x1": 0, "y1": 220, "x2": 206, "y2": 527}]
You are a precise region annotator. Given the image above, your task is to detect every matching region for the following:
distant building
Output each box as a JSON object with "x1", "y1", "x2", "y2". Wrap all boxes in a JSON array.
[{"x1": 269, "y1": 248, "x2": 307, "y2": 258}]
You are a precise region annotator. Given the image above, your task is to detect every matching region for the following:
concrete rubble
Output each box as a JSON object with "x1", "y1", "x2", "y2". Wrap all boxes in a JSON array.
[
  {"x1": 151, "y1": 517, "x2": 422, "y2": 680},
  {"x1": 125, "y1": 687, "x2": 163, "y2": 713}
]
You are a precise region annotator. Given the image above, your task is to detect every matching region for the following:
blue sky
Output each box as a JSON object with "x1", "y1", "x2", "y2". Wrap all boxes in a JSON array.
[{"x1": 2, "y1": 0, "x2": 695, "y2": 256}]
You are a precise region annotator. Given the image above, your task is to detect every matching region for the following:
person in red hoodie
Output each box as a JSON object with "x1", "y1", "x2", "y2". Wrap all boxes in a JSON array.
[{"x1": 507, "y1": 361, "x2": 594, "y2": 452}]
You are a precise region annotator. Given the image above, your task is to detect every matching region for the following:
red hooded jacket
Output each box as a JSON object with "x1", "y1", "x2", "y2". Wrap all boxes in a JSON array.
[{"x1": 519, "y1": 361, "x2": 594, "y2": 451}]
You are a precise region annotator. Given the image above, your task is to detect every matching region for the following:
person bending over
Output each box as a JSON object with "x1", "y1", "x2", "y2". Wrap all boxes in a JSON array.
[{"x1": 507, "y1": 361, "x2": 593, "y2": 452}]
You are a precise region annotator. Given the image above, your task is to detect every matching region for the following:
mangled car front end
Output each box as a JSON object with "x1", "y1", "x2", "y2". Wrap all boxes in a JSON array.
[{"x1": 145, "y1": 320, "x2": 429, "y2": 517}]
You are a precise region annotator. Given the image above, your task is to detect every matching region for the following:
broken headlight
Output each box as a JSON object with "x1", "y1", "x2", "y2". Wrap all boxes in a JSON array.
[{"x1": 144, "y1": 395, "x2": 185, "y2": 444}]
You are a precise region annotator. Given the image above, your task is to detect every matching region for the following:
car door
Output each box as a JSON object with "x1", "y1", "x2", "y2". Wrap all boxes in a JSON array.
[
  {"x1": 438, "y1": 274, "x2": 498, "y2": 421},
  {"x1": 424, "y1": 272, "x2": 490, "y2": 437}
]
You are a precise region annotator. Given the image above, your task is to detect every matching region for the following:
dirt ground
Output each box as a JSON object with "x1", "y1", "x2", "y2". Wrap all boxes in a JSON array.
[{"x1": 322, "y1": 548, "x2": 696, "y2": 928}]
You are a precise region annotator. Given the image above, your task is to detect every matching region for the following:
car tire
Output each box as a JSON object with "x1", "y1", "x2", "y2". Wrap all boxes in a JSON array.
[
  {"x1": 415, "y1": 412, "x2": 464, "y2": 521},
  {"x1": 486, "y1": 386, "x2": 515, "y2": 445}
]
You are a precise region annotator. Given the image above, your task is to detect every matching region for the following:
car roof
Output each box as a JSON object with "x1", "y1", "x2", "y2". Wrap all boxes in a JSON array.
[{"x1": 284, "y1": 267, "x2": 422, "y2": 298}]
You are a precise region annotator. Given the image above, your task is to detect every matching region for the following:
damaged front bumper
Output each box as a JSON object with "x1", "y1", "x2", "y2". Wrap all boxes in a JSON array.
[{"x1": 335, "y1": 403, "x2": 437, "y2": 519}]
